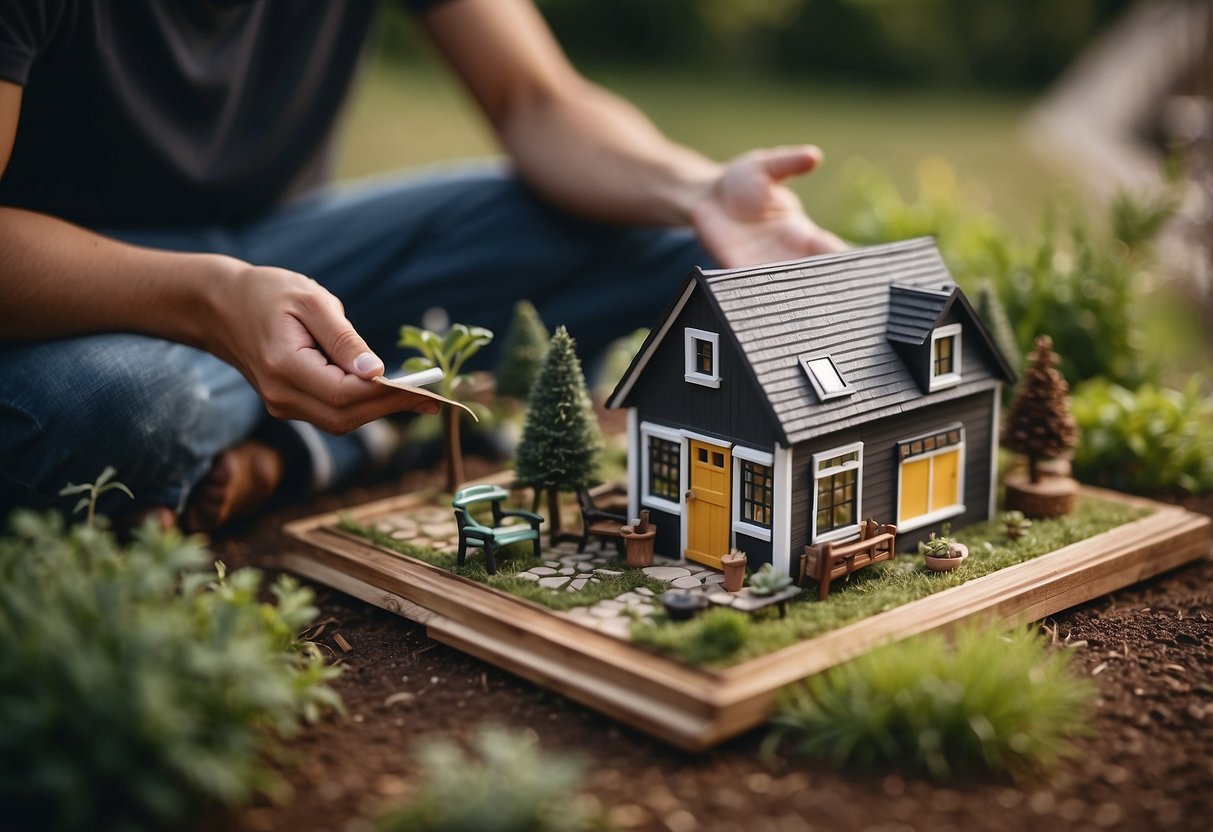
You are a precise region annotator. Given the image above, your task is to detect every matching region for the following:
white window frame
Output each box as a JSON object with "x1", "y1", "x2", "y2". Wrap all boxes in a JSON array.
[
  {"x1": 640, "y1": 422, "x2": 683, "y2": 514},
  {"x1": 799, "y1": 352, "x2": 853, "y2": 401},
  {"x1": 683, "y1": 327, "x2": 721, "y2": 388},
  {"x1": 895, "y1": 425, "x2": 967, "y2": 532},
  {"x1": 929, "y1": 323, "x2": 963, "y2": 391},
  {"x1": 810, "y1": 441, "x2": 864, "y2": 544},
  {"x1": 731, "y1": 445, "x2": 775, "y2": 542}
]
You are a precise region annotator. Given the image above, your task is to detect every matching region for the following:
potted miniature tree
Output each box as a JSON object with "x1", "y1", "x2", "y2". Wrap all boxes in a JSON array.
[
  {"x1": 720, "y1": 548, "x2": 747, "y2": 593},
  {"x1": 918, "y1": 528, "x2": 968, "y2": 572},
  {"x1": 399, "y1": 323, "x2": 494, "y2": 494},
  {"x1": 1002, "y1": 335, "x2": 1080, "y2": 518},
  {"x1": 514, "y1": 327, "x2": 603, "y2": 543},
  {"x1": 620, "y1": 510, "x2": 656, "y2": 568}
]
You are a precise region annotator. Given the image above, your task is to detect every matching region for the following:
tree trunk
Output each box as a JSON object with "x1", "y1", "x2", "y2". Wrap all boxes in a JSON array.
[
  {"x1": 1028, "y1": 453, "x2": 1040, "y2": 484},
  {"x1": 443, "y1": 406, "x2": 464, "y2": 494},
  {"x1": 547, "y1": 487, "x2": 562, "y2": 542}
]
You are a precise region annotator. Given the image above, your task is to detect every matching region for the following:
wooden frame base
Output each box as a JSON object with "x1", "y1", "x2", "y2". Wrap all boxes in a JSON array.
[{"x1": 281, "y1": 486, "x2": 1209, "y2": 751}]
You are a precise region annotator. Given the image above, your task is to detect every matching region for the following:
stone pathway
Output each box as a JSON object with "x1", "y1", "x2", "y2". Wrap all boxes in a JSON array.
[{"x1": 370, "y1": 505, "x2": 761, "y2": 640}]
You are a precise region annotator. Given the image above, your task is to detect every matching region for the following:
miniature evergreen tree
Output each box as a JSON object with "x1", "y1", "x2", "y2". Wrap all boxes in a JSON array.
[
  {"x1": 1002, "y1": 335, "x2": 1078, "y2": 483},
  {"x1": 515, "y1": 326, "x2": 603, "y2": 538},
  {"x1": 974, "y1": 279, "x2": 1021, "y2": 374},
  {"x1": 495, "y1": 300, "x2": 550, "y2": 400}
]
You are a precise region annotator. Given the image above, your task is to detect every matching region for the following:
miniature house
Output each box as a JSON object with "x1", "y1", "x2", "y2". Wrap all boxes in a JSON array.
[{"x1": 606, "y1": 238, "x2": 1017, "y2": 575}]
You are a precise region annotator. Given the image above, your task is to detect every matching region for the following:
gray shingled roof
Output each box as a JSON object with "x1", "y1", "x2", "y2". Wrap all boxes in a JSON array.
[{"x1": 609, "y1": 237, "x2": 1016, "y2": 445}]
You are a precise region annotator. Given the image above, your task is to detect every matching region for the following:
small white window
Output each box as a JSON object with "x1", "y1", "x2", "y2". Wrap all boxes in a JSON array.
[
  {"x1": 799, "y1": 353, "x2": 852, "y2": 400},
  {"x1": 929, "y1": 323, "x2": 963, "y2": 391},
  {"x1": 810, "y1": 442, "x2": 863, "y2": 543},
  {"x1": 684, "y1": 328, "x2": 720, "y2": 388}
]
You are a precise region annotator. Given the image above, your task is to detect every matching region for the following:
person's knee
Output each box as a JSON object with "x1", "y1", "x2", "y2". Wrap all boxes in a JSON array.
[{"x1": 0, "y1": 337, "x2": 220, "y2": 514}]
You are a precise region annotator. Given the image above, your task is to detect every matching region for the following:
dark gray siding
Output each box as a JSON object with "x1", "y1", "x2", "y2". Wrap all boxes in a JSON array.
[
  {"x1": 789, "y1": 388, "x2": 997, "y2": 550},
  {"x1": 733, "y1": 532, "x2": 773, "y2": 569},
  {"x1": 646, "y1": 506, "x2": 681, "y2": 558},
  {"x1": 627, "y1": 287, "x2": 781, "y2": 448}
]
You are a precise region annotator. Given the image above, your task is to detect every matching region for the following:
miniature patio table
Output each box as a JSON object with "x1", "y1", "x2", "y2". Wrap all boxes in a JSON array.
[{"x1": 708, "y1": 585, "x2": 801, "y2": 618}]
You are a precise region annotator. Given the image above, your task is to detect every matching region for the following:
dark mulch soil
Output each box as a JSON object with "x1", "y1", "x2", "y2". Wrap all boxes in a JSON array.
[{"x1": 208, "y1": 464, "x2": 1213, "y2": 832}]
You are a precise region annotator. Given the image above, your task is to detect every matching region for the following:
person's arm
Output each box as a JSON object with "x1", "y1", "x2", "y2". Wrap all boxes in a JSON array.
[
  {"x1": 0, "y1": 80, "x2": 437, "y2": 434},
  {"x1": 419, "y1": 0, "x2": 845, "y2": 267}
]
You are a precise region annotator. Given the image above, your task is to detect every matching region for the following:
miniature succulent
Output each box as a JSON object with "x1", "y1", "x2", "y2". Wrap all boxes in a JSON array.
[
  {"x1": 747, "y1": 563, "x2": 793, "y2": 596},
  {"x1": 1002, "y1": 510, "x2": 1033, "y2": 541},
  {"x1": 918, "y1": 530, "x2": 963, "y2": 559}
]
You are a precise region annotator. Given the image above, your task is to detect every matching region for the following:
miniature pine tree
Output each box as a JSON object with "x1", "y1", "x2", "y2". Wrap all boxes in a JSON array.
[
  {"x1": 515, "y1": 326, "x2": 603, "y2": 537},
  {"x1": 974, "y1": 280, "x2": 1021, "y2": 374},
  {"x1": 1002, "y1": 335, "x2": 1078, "y2": 483},
  {"x1": 495, "y1": 300, "x2": 549, "y2": 400}
]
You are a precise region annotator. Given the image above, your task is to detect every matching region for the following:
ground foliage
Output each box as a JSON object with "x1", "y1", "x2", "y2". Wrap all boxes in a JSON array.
[
  {"x1": 0, "y1": 512, "x2": 341, "y2": 832},
  {"x1": 767, "y1": 624, "x2": 1095, "y2": 781}
]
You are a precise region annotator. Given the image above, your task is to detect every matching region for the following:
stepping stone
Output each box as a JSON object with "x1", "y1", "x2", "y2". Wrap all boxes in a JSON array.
[
  {"x1": 569, "y1": 578, "x2": 589, "y2": 591},
  {"x1": 530, "y1": 566, "x2": 558, "y2": 576},
  {"x1": 538, "y1": 576, "x2": 570, "y2": 590},
  {"x1": 643, "y1": 566, "x2": 691, "y2": 581},
  {"x1": 558, "y1": 567, "x2": 576, "y2": 576},
  {"x1": 671, "y1": 576, "x2": 704, "y2": 590},
  {"x1": 631, "y1": 603, "x2": 657, "y2": 617},
  {"x1": 597, "y1": 618, "x2": 633, "y2": 639},
  {"x1": 562, "y1": 553, "x2": 595, "y2": 562},
  {"x1": 615, "y1": 592, "x2": 645, "y2": 605},
  {"x1": 594, "y1": 568, "x2": 623, "y2": 577},
  {"x1": 709, "y1": 593, "x2": 737, "y2": 607},
  {"x1": 575, "y1": 562, "x2": 595, "y2": 572},
  {"x1": 589, "y1": 600, "x2": 624, "y2": 617},
  {"x1": 704, "y1": 584, "x2": 731, "y2": 597},
  {"x1": 544, "y1": 561, "x2": 561, "y2": 569},
  {"x1": 421, "y1": 522, "x2": 452, "y2": 538},
  {"x1": 390, "y1": 530, "x2": 412, "y2": 540},
  {"x1": 515, "y1": 572, "x2": 540, "y2": 582},
  {"x1": 634, "y1": 587, "x2": 655, "y2": 597},
  {"x1": 703, "y1": 573, "x2": 725, "y2": 585}
]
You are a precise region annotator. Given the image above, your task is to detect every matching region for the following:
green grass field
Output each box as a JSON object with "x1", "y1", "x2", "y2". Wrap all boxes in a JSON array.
[{"x1": 334, "y1": 57, "x2": 1075, "y2": 233}]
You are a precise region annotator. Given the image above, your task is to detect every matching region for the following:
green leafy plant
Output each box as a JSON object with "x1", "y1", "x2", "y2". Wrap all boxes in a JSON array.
[
  {"x1": 1001, "y1": 510, "x2": 1033, "y2": 541},
  {"x1": 0, "y1": 510, "x2": 342, "y2": 831},
  {"x1": 767, "y1": 624, "x2": 1095, "y2": 780},
  {"x1": 58, "y1": 465, "x2": 133, "y2": 529},
  {"x1": 747, "y1": 563, "x2": 793, "y2": 596},
  {"x1": 918, "y1": 526, "x2": 963, "y2": 559},
  {"x1": 377, "y1": 727, "x2": 601, "y2": 832},
  {"x1": 1071, "y1": 376, "x2": 1213, "y2": 495},
  {"x1": 399, "y1": 322, "x2": 495, "y2": 492}
]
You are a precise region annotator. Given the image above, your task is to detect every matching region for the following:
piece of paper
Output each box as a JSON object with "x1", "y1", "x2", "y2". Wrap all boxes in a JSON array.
[{"x1": 372, "y1": 375, "x2": 479, "y2": 422}]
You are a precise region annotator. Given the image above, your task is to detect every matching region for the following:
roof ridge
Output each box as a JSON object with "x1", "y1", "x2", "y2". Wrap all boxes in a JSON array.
[{"x1": 699, "y1": 236, "x2": 937, "y2": 281}]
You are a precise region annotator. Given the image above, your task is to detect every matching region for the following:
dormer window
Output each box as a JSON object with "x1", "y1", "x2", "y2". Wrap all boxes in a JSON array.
[
  {"x1": 684, "y1": 328, "x2": 720, "y2": 388},
  {"x1": 929, "y1": 323, "x2": 962, "y2": 391},
  {"x1": 799, "y1": 353, "x2": 852, "y2": 401}
]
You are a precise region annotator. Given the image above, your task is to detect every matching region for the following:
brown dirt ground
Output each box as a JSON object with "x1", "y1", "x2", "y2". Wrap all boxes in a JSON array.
[{"x1": 206, "y1": 458, "x2": 1213, "y2": 832}]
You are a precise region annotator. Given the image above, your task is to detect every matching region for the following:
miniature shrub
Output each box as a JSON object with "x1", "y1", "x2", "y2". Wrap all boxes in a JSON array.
[
  {"x1": 377, "y1": 727, "x2": 601, "y2": 832},
  {"x1": 1072, "y1": 376, "x2": 1213, "y2": 495},
  {"x1": 747, "y1": 563, "x2": 794, "y2": 596},
  {"x1": 768, "y1": 624, "x2": 1094, "y2": 780},
  {"x1": 0, "y1": 511, "x2": 342, "y2": 832}
]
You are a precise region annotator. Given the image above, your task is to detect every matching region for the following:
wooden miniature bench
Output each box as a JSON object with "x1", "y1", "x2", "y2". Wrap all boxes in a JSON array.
[
  {"x1": 800, "y1": 518, "x2": 897, "y2": 600},
  {"x1": 452, "y1": 485, "x2": 543, "y2": 575}
]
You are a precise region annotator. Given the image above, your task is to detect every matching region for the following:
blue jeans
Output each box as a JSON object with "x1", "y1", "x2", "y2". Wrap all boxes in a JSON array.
[{"x1": 0, "y1": 166, "x2": 710, "y2": 518}]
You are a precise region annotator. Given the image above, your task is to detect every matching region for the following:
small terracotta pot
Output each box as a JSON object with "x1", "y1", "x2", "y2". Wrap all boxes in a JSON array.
[
  {"x1": 720, "y1": 549, "x2": 747, "y2": 593},
  {"x1": 621, "y1": 524, "x2": 657, "y2": 568},
  {"x1": 924, "y1": 542, "x2": 968, "y2": 572}
]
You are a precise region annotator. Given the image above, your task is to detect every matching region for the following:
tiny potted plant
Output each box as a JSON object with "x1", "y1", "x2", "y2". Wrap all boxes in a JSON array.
[
  {"x1": 720, "y1": 548, "x2": 747, "y2": 593},
  {"x1": 918, "y1": 527, "x2": 968, "y2": 572},
  {"x1": 747, "y1": 563, "x2": 793, "y2": 597},
  {"x1": 1002, "y1": 510, "x2": 1032, "y2": 542},
  {"x1": 620, "y1": 509, "x2": 656, "y2": 568}
]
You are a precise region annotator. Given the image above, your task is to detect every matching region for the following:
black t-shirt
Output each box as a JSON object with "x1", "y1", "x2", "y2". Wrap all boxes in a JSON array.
[{"x1": 0, "y1": 0, "x2": 446, "y2": 227}]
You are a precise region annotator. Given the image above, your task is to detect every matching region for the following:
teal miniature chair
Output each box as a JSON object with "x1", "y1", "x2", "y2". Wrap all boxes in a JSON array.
[{"x1": 451, "y1": 484, "x2": 544, "y2": 575}]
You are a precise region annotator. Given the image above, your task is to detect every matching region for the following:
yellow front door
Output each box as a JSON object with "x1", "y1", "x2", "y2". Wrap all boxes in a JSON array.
[{"x1": 686, "y1": 440, "x2": 730, "y2": 568}]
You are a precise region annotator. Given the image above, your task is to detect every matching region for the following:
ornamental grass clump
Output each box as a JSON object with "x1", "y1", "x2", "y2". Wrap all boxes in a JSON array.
[
  {"x1": 0, "y1": 508, "x2": 342, "y2": 832},
  {"x1": 378, "y1": 727, "x2": 601, "y2": 832},
  {"x1": 768, "y1": 624, "x2": 1094, "y2": 781}
]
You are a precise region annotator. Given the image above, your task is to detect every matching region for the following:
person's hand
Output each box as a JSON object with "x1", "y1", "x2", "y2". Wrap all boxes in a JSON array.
[
  {"x1": 207, "y1": 263, "x2": 439, "y2": 434},
  {"x1": 691, "y1": 145, "x2": 847, "y2": 268}
]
